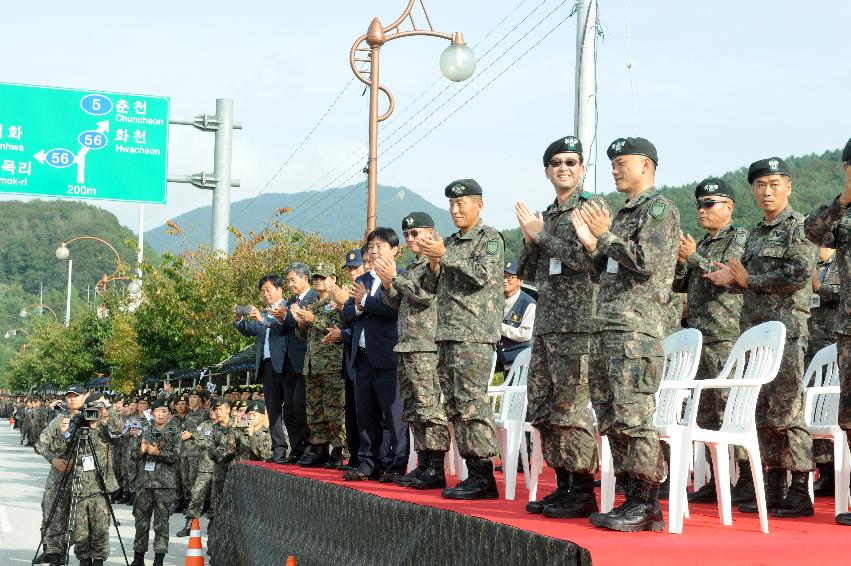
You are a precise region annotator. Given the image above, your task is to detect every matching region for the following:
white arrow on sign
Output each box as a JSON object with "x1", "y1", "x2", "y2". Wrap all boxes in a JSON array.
[
  {"x1": 96, "y1": 120, "x2": 109, "y2": 134},
  {"x1": 34, "y1": 150, "x2": 46, "y2": 164}
]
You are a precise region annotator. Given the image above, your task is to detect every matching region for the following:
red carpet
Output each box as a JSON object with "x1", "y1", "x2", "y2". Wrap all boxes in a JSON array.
[{"x1": 247, "y1": 462, "x2": 851, "y2": 565}]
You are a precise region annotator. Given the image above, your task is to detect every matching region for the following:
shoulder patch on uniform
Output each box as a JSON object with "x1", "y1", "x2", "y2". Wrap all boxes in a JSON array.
[
  {"x1": 796, "y1": 223, "x2": 806, "y2": 241},
  {"x1": 486, "y1": 240, "x2": 500, "y2": 255},
  {"x1": 649, "y1": 201, "x2": 667, "y2": 219},
  {"x1": 735, "y1": 231, "x2": 747, "y2": 246},
  {"x1": 580, "y1": 191, "x2": 594, "y2": 201}
]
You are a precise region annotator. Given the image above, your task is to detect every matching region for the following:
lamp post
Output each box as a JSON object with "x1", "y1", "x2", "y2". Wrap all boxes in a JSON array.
[
  {"x1": 4, "y1": 328, "x2": 30, "y2": 339},
  {"x1": 19, "y1": 303, "x2": 59, "y2": 322},
  {"x1": 56, "y1": 235, "x2": 122, "y2": 326},
  {"x1": 350, "y1": 0, "x2": 476, "y2": 233}
]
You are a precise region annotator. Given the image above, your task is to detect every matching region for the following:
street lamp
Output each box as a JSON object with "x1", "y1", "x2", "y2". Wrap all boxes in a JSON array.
[
  {"x1": 20, "y1": 303, "x2": 59, "y2": 322},
  {"x1": 55, "y1": 235, "x2": 122, "y2": 327},
  {"x1": 349, "y1": 0, "x2": 476, "y2": 233},
  {"x1": 4, "y1": 328, "x2": 30, "y2": 339}
]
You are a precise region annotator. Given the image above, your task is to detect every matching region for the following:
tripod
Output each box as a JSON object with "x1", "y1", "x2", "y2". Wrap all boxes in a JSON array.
[{"x1": 33, "y1": 422, "x2": 130, "y2": 566}]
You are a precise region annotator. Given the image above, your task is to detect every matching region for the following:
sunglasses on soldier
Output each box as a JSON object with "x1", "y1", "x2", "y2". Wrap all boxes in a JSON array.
[
  {"x1": 548, "y1": 158, "x2": 581, "y2": 168},
  {"x1": 403, "y1": 229, "x2": 420, "y2": 239},
  {"x1": 695, "y1": 199, "x2": 729, "y2": 210}
]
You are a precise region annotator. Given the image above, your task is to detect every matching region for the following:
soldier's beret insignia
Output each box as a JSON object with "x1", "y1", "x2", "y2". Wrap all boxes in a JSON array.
[{"x1": 649, "y1": 201, "x2": 667, "y2": 219}]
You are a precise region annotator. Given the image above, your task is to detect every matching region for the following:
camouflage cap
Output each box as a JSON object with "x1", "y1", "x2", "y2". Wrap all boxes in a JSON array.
[
  {"x1": 747, "y1": 157, "x2": 790, "y2": 184},
  {"x1": 312, "y1": 262, "x2": 335, "y2": 278},
  {"x1": 444, "y1": 179, "x2": 483, "y2": 198},
  {"x1": 695, "y1": 177, "x2": 735, "y2": 202},
  {"x1": 607, "y1": 137, "x2": 658, "y2": 165},
  {"x1": 543, "y1": 135, "x2": 583, "y2": 166},
  {"x1": 401, "y1": 212, "x2": 435, "y2": 230}
]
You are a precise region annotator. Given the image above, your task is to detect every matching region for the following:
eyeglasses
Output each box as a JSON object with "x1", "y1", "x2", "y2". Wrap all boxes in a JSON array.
[
  {"x1": 402, "y1": 229, "x2": 420, "y2": 238},
  {"x1": 548, "y1": 158, "x2": 581, "y2": 168},
  {"x1": 695, "y1": 199, "x2": 730, "y2": 210}
]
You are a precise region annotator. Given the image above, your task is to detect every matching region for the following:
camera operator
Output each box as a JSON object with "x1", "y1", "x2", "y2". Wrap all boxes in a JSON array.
[
  {"x1": 34, "y1": 384, "x2": 87, "y2": 565},
  {"x1": 65, "y1": 394, "x2": 116, "y2": 566},
  {"x1": 235, "y1": 400, "x2": 273, "y2": 462},
  {"x1": 131, "y1": 399, "x2": 180, "y2": 566}
]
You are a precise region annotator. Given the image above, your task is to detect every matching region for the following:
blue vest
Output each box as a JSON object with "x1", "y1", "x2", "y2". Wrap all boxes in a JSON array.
[{"x1": 498, "y1": 290, "x2": 535, "y2": 366}]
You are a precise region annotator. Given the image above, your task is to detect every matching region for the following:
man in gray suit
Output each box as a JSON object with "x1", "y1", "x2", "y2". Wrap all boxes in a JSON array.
[{"x1": 234, "y1": 274, "x2": 290, "y2": 463}]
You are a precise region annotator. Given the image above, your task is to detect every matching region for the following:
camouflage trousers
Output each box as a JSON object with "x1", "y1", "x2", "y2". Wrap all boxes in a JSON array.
[
  {"x1": 306, "y1": 370, "x2": 346, "y2": 448},
  {"x1": 72, "y1": 494, "x2": 110, "y2": 560},
  {"x1": 185, "y1": 471, "x2": 213, "y2": 520},
  {"x1": 695, "y1": 339, "x2": 748, "y2": 463},
  {"x1": 837, "y1": 334, "x2": 851, "y2": 447},
  {"x1": 133, "y1": 488, "x2": 176, "y2": 554},
  {"x1": 437, "y1": 341, "x2": 499, "y2": 458},
  {"x1": 527, "y1": 333, "x2": 597, "y2": 474},
  {"x1": 398, "y1": 351, "x2": 450, "y2": 452},
  {"x1": 755, "y1": 335, "x2": 813, "y2": 471},
  {"x1": 41, "y1": 471, "x2": 71, "y2": 554},
  {"x1": 589, "y1": 331, "x2": 666, "y2": 483},
  {"x1": 180, "y1": 445, "x2": 200, "y2": 500}
]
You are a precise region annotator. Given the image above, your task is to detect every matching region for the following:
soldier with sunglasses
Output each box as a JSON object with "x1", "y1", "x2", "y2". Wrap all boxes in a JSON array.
[{"x1": 672, "y1": 177, "x2": 750, "y2": 504}]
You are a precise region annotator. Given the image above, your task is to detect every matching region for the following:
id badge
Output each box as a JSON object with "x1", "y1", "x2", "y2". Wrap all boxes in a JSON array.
[
  {"x1": 606, "y1": 258, "x2": 619, "y2": 274},
  {"x1": 82, "y1": 455, "x2": 95, "y2": 472},
  {"x1": 549, "y1": 258, "x2": 562, "y2": 275},
  {"x1": 144, "y1": 460, "x2": 156, "y2": 472},
  {"x1": 811, "y1": 295, "x2": 821, "y2": 309}
]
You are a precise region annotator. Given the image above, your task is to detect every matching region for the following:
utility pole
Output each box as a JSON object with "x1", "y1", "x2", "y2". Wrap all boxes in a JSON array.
[
  {"x1": 575, "y1": 0, "x2": 598, "y2": 193},
  {"x1": 64, "y1": 259, "x2": 72, "y2": 327},
  {"x1": 168, "y1": 99, "x2": 241, "y2": 254}
]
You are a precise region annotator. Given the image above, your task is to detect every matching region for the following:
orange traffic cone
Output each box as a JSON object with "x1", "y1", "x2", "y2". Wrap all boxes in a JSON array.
[
  {"x1": 286, "y1": 556, "x2": 297, "y2": 566},
  {"x1": 185, "y1": 517, "x2": 205, "y2": 565}
]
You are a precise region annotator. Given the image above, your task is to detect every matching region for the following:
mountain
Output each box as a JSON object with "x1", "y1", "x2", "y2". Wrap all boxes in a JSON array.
[
  {"x1": 503, "y1": 148, "x2": 846, "y2": 261},
  {"x1": 145, "y1": 183, "x2": 457, "y2": 255}
]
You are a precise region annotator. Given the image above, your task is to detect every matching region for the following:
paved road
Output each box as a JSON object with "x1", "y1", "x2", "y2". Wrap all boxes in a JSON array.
[{"x1": 0, "y1": 418, "x2": 209, "y2": 566}]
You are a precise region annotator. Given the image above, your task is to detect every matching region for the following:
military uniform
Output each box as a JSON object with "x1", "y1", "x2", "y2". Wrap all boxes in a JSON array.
[
  {"x1": 71, "y1": 422, "x2": 114, "y2": 563},
  {"x1": 517, "y1": 188, "x2": 603, "y2": 476},
  {"x1": 183, "y1": 418, "x2": 215, "y2": 522},
  {"x1": 180, "y1": 406, "x2": 209, "y2": 506},
  {"x1": 35, "y1": 411, "x2": 74, "y2": 557},
  {"x1": 384, "y1": 254, "x2": 449, "y2": 454},
  {"x1": 236, "y1": 423, "x2": 273, "y2": 462},
  {"x1": 132, "y1": 418, "x2": 180, "y2": 559},
  {"x1": 300, "y1": 295, "x2": 346, "y2": 450}
]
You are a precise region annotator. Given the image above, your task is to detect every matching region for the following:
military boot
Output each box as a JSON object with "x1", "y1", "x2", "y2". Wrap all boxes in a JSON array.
[
  {"x1": 739, "y1": 468, "x2": 785, "y2": 513},
  {"x1": 772, "y1": 471, "x2": 814, "y2": 518},
  {"x1": 130, "y1": 552, "x2": 145, "y2": 566},
  {"x1": 836, "y1": 512, "x2": 851, "y2": 526},
  {"x1": 812, "y1": 462, "x2": 835, "y2": 497},
  {"x1": 394, "y1": 451, "x2": 428, "y2": 486},
  {"x1": 78, "y1": 559, "x2": 93, "y2": 566},
  {"x1": 176, "y1": 516, "x2": 194, "y2": 537},
  {"x1": 730, "y1": 460, "x2": 756, "y2": 504},
  {"x1": 92, "y1": 561, "x2": 104, "y2": 566},
  {"x1": 441, "y1": 458, "x2": 498, "y2": 500},
  {"x1": 411, "y1": 451, "x2": 447, "y2": 490},
  {"x1": 324, "y1": 447, "x2": 344, "y2": 469},
  {"x1": 590, "y1": 478, "x2": 665, "y2": 532},
  {"x1": 688, "y1": 460, "x2": 718, "y2": 503},
  {"x1": 153, "y1": 553, "x2": 166, "y2": 566},
  {"x1": 543, "y1": 472, "x2": 599, "y2": 519},
  {"x1": 298, "y1": 443, "x2": 329, "y2": 467},
  {"x1": 526, "y1": 467, "x2": 570, "y2": 514}
]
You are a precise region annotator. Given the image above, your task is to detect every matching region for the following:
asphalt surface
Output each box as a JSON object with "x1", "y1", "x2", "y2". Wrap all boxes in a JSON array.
[{"x1": 0, "y1": 418, "x2": 209, "y2": 566}]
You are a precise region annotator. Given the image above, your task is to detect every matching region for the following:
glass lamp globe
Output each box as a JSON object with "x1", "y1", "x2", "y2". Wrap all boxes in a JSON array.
[
  {"x1": 56, "y1": 245, "x2": 70, "y2": 260},
  {"x1": 127, "y1": 280, "x2": 142, "y2": 295},
  {"x1": 439, "y1": 41, "x2": 476, "y2": 82}
]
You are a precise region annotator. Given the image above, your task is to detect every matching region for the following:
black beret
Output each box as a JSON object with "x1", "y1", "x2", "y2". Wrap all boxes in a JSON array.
[
  {"x1": 747, "y1": 157, "x2": 790, "y2": 184},
  {"x1": 151, "y1": 399, "x2": 169, "y2": 410},
  {"x1": 209, "y1": 396, "x2": 229, "y2": 409},
  {"x1": 177, "y1": 394, "x2": 189, "y2": 403},
  {"x1": 247, "y1": 400, "x2": 266, "y2": 414},
  {"x1": 401, "y1": 212, "x2": 435, "y2": 230},
  {"x1": 543, "y1": 135, "x2": 583, "y2": 166},
  {"x1": 607, "y1": 137, "x2": 659, "y2": 165},
  {"x1": 444, "y1": 179, "x2": 483, "y2": 198},
  {"x1": 842, "y1": 138, "x2": 851, "y2": 163},
  {"x1": 695, "y1": 177, "x2": 735, "y2": 202}
]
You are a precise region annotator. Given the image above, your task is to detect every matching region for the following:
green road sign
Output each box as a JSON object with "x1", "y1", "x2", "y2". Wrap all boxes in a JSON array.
[{"x1": 0, "y1": 82, "x2": 169, "y2": 203}]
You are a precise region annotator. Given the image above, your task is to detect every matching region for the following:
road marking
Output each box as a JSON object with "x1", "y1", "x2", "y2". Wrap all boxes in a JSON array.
[{"x1": 0, "y1": 503, "x2": 13, "y2": 532}]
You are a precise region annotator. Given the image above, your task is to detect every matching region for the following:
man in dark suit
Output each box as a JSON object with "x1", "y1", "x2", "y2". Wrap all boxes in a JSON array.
[
  {"x1": 234, "y1": 274, "x2": 289, "y2": 463},
  {"x1": 271, "y1": 262, "x2": 319, "y2": 464},
  {"x1": 341, "y1": 228, "x2": 408, "y2": 481}
]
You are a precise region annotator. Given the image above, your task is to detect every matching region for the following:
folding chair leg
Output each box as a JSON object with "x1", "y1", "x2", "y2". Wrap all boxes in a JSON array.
[
  {"x1": 600, "y1": 435, "x2": 615, "y2": 513},
  {"x1": 710, "y1": 443, "x2": 732, "y2": 526},
  {"x1": 666, "y1": 434, "x2": 690, "y2": 534},
  {"x1": 747, "y1": 446, "x2": 769, "y2": 534},
  {"x1": 528, "y1": 429, "x2": 543, "y2": 502}
]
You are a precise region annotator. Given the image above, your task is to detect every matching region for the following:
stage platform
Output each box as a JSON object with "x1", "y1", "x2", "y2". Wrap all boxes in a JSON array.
[{"x1": 212, "y1": 462, "x2": 850, "y2": 566}]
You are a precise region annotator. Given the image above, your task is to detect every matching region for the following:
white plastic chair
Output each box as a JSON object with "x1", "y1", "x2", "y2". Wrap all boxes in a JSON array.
[
  {"x1": 803, "y1": 343, "x2": 851, "y2": 516},
  {"x1": 664, "y1": 321, "x2": 787, "y2": 534},
  {"x1": 493, "y1": 349, "x2": 532, "y2": 500}
]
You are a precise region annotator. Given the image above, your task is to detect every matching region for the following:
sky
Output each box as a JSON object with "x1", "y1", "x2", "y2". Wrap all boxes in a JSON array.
[{"x1": 3, "y1": 0, "x2": 849, "y2": 238}]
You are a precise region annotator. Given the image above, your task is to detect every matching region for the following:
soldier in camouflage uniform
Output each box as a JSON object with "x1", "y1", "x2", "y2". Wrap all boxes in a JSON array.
[
  {"x1": 123, "y1": 398, "x2": 144, "y2": 507},
  {"x1": 515, "y1": 136, "x2": 603, "y2": 518},
  {"x1": 131, "y1": 399, "x2": 180, "y2": 566},
  {"x1": 673, "y1": 177, "x2": 751, "y2": 504},
  {"x1": 418, "y1": 179, "x2": 505, "y2": 500},
  {"x1": 573, "y1": 137, "x2": 680, "y2": 532},
  {"x1": 803, "y1": 139, "x2": 851, "y2": 525},
  {"x1": 177, "y1": 403, "x2": 216, "y2": 537},
  {"x1": 207, "y1": 397, "x2": 238, "y2": 556},
  {"x1": 236, "y1": 400, "x2": 274, "y2": 461},
  {"x1": 171, "y1": 394, "x2": 189, "y2": 509},
  {"x1": 69, "y1": 395, "x2": 115, "y2": 566},
  {"x1": 291, "y1": 263, "x2": 346, "y2": 467},
  {"x1": 35, "y1": 385, "x2": 87, "y2": 565},
  {"x1": 706, "y1": 157, "x2": 817, "y2": 518},
  {"x1": 376, "y1": 211, "x2": 450, "y2": 489},
  {"x1": 808, "y1": 247, "x2": 842, "y2": 495},
  {"x1": 175, "y1": 390, "x2": 209, "y2": 536}
]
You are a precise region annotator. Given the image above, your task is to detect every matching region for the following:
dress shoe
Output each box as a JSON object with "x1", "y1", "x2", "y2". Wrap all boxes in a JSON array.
[{"x1": 298, "y1": 444, "x2": 329, "y2": 467}]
